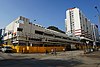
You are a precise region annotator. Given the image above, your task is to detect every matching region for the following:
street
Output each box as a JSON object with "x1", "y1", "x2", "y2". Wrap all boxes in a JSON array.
[{"x1": 0, "y1": 50, "x2": 100, "y2": 67}]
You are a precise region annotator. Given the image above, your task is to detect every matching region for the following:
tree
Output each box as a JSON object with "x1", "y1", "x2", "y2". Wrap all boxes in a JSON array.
[{"x1": 47, "y1": 26, "x2": 65, "y2": 34}]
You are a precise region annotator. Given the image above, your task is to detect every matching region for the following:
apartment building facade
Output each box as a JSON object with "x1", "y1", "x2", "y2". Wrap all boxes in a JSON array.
[
  {"x1": 91, "y1": 24, "x2": 99, "y2": 42},
  {"x1": 65, "y1": 7, "x2": 99, "y2": 42}
]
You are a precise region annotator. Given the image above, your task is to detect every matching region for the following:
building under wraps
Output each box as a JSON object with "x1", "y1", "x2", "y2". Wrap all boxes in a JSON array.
[{"x1": 3, "y1": 16, "x2": 81, "y2": 53}]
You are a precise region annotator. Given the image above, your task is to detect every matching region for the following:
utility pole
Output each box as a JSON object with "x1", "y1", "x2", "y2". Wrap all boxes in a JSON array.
[
  {"x1": 95, "y1": 6, "x2": 100, "y2": 26},
  {"x1": 94, "y1": 6, "x2": 100, "y2": 50}
]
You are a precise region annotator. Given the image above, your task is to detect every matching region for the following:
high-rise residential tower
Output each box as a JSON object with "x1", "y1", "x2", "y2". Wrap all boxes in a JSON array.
[{"x1": 65, "y1": 7, "x2": 94, "y2": 40}]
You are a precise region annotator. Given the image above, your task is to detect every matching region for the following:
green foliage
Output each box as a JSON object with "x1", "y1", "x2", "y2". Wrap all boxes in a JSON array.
[{"x1": 47, "y1": 26, "x2": 65, "y2": 34}]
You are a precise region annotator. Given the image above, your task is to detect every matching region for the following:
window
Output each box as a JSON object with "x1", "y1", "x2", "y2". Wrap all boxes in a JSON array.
[
  {"x1": 63, "y1": 37, "x2": 68, "y2": 39},
  {"x1": 55, "y1": 35, "x2": 61, "y2": 38},
  {"x1": 4, "y1": 33, "x2": 7, "y2": 36},
  {"x1": 26, "y1": 18, "x2": 29, "y2": 22},
  {"x1": 85, "y1": 18, "x2": 87, "y2": 22},
  {"x1": 13, "y1": 43, "x2": 18, "y2": 46},
  {"x1": 19, "y1": 43, "x2": 26, "y2": 46},
  {"x1": 35, "y1": 30, "x2": 43, "y2": 35},
  {"x1": 8, "y1": 32, "x2": 12, "y2": 35},
  {"x1": 29, "y1": 38, "x2": 41, "y2": 41},
  {"x1": 44, "y1": 33, "x2": 53, "y2": 37},
  {"x1": 18, "y1": 20, "x2": 24, "y2": 24},
  {"x1": 17, "y1": 28, "x2": 23, "y2": 31}
]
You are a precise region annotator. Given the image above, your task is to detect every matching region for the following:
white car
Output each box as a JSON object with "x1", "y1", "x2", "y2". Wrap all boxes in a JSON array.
[{"x1": 2, "y1": 46, "x2": 12, "y2": 53}]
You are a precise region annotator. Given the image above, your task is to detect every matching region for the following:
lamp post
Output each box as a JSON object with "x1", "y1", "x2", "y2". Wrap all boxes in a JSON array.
[
  {"x1": 86, "y1": 41, "x2": 89, "y2": 49},
  {"x1": 94, "y1": 6, "x2": 100, "y2": 50},
  {"x1": 86, "y1": 41, "x2": 89, "y2": 45},
  {"x1": 95, "y1": 6, "x2": 100, "y2": 14},
  {"x1": 95, "y1": 6, "x2": 100, "y2": 26},
  {"x1": 86, "y1": 41, "x2": 90, "y2": 53},
  {"x1": 84, "y1": 41, "x2": 89, "y2": 54}
]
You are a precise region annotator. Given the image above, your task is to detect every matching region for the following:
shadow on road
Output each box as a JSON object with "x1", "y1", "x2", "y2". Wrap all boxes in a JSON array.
[
  {"x1": 81, "y1": 51, "x2": 100, "y2": 59},
  {"x1": 0, "y1": 58, "x2": 84, "y2": 67}
]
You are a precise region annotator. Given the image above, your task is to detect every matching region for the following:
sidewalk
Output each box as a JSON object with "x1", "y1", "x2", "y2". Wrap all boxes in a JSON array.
[
  {"x1": 3, "y1": 50, "x2": 84, "y2": 59},
  {"x1": 0, "y1": 51, "x2": 100, "y2": 67}
]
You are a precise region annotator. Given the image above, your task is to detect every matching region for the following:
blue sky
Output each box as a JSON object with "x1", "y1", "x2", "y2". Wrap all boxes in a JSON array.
[{"x1": 0, "y1": 0, "x2": 100, "y2": 31}]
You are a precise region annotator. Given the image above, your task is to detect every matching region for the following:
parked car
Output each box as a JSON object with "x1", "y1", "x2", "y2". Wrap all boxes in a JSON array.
[{"x1": 1, "y1": 46, "x2": 12, "y2": 53}]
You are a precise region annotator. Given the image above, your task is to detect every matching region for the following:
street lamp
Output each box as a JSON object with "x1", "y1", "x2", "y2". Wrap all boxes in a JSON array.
[
  {"x1": 94, "y1": 6, "x2": 100, "y2": 50},
  {"x1": 86, "y1": 41, "x2": 89, "y2": 49},
  {"x1": 95, "y1": 6, "x2": 100, "y2": 14},
  {"x1": 86, "y1": 41, "x2": 89, "y2": 45},
  {"x1": 95, "y1": 6, "x2": 100, "y2": 26},
  {"x1": 84, "y1": 41, "x2": 89, "y2": 54}
]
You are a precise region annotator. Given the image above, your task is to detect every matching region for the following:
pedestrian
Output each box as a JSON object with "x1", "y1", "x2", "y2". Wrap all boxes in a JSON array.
[
  {"x1": 54, "y1": 48, "x2": 57, "y2": 55},
  {"x1": 63, "y1": 48, "x2": 65, "y2": 52},
  {"x1": 51, "y1": 49, "x2": 54, "y2": 54},
  {"x1": 45, "y1": 50, "x2": 48, "y2": 54}
]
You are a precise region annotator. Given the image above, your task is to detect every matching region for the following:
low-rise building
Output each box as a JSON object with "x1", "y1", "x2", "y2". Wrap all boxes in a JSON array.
[{"x1": 3, "y1": 16, "x2": 80, "y2": 53}]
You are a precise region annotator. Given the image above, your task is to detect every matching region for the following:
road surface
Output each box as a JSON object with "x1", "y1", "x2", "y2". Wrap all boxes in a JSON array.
[{"x1": 0, "y1": 50, "x2": 100, "y2": 67}]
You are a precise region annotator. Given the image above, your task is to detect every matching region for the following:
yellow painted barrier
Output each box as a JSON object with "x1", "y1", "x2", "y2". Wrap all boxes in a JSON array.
[
  {"x1": 2, "y1": 44, "x2": 66, "y2": 53},
  {"x1": 13, "y1": 46, "x2": 65, "y2": 53}
]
